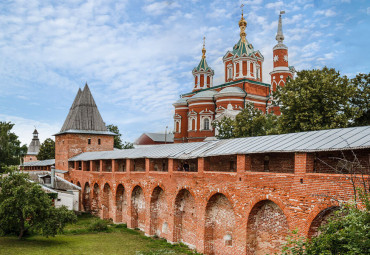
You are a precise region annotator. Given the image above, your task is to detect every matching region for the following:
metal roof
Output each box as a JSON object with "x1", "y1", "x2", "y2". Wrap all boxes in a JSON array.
[
  {"x1": 145, "y1": 133, "x2": 174, "y2": 142},
  {"x1": 22, "y1": 159, "x2": 55, "y2": 167},
  {"x1": 69, "y1": 126, "x2": 370, "y2": 161}
]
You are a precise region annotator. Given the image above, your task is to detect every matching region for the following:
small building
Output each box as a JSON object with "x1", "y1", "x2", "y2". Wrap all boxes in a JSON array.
[
  {"x1": 135, "y1": 132, "x2": 174, "y2": 145},
  {"x1": 26, "y1": 168, "x2": 80, "y2": 211},
  {"x1": 23, "y1": 129, "x2": 41, "y2": 162}
]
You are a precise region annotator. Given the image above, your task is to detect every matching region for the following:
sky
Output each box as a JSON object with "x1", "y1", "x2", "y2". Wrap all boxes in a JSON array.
[{"x1": 0, "y1": 0, "x2": 369, "y2": 146}]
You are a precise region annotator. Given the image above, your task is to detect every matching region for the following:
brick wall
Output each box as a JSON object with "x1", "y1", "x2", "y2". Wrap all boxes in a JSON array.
[{"x1": 68, "y1": 148, "x2": 369, "y2": 255}]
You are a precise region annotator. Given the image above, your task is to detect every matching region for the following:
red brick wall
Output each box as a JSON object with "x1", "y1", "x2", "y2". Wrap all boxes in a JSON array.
[
  {"x1": 23, "y1": 155, "x2": 38, "y2": 162},
  {"x1": 69, "y1": 149, "x2": 370, "y2": 255},
  {"x1": 55, "y1": 133, "x2": 114, "y2": 171}
]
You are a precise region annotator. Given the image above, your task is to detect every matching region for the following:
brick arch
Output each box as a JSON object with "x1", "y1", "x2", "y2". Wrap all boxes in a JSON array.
[
  {"x1": 245, "y1": 194, "x2": 291, "y2": 225},
  {"x1": 306, "y1": 204, "x2": 340, "y2": 238},
  {"x1": 102, "y1": 183, "x2": 113, "y2": 220},
  {"x1": 115, "y1": 183, "x2": 127, "y2": 223},
  {"x1": 204, "y1": 190, "x2": 235, "y2": 209},
  {"x1": 246, "y1": 199, "x2": 290, "y2": 255},
  {"x1": 82, "y1": 182, "x2": 91, "y2": 212},
  {"x1": 149, "y1": 186, "x2": 167, "y2": 237},
  {"x1": 173, "y1": 188, "x2": 197, "y2": 247},
  {"x1": 92, "y1": 183, "x2": 100, "y2": 216},
  {"x1": 131, "y1": 185, "x2": 145, "y2": 230},
  {"x1": 204, "y1": 193, "x2": 236, "y2": 255}
]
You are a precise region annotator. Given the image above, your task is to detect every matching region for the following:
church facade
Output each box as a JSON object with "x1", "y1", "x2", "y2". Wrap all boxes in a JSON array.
[{"x1": 173, "y1": 12, "x2": 294, "y2": 143}]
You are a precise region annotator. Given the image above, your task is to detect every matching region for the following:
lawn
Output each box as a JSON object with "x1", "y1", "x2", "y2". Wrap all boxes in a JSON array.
[{"x1": 0, "y1": 214, "x2": 200, "y2": 255}]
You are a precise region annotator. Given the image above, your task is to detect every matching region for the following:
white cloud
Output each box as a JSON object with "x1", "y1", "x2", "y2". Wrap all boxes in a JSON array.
[
  {"x1": 0, "y1": 114, "x2": 60, "y2": 145},
  {"x1": 143, "y1": 1, "x2": 180, "y2": 16},
  {"x1": 314, "y1": 9, "x2": 337, "y2": 17}
]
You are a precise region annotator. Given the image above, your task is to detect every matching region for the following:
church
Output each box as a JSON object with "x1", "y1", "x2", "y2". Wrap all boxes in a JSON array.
[{"x1": 173, "y1": 11, "x2": 294, "y2": 143}]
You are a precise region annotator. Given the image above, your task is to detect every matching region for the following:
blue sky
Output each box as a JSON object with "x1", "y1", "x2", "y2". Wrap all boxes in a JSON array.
[{"x1": 0, "y1": 0, "x2": 369, "y2": 146}]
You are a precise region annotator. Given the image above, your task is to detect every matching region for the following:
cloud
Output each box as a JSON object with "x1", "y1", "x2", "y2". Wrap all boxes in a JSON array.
[
  {"x1": 0, "y1": 114, "x2": 60, "y2": 145},
  {"x1": 314, "y1": 9, "x2": 337, "y2": 17},
  {"x1": 143, "y1": 1, "x2": 180, "y2": 16}
]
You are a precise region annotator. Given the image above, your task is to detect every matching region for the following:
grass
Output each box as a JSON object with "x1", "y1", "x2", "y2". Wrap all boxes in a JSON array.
[{"x1": 0, "y1": 214, "x2": 201, "y2": 255}]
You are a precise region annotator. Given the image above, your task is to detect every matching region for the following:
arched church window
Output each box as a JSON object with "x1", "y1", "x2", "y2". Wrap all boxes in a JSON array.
[
  {"x1": 192, "y1": 118, "x2": 196, "y2": 130},
  {"x1": 227, "y1": 67, "x2": 232, "y2": 79},
  {"x1": 204, "y1": 118, "x2": 210, "y2": 130}
]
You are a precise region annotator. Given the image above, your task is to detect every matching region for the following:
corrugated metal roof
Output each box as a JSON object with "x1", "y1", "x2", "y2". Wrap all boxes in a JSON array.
[
  {"x1": 69, "y1": 126, "x2": 370, "y2": 161},
  {"x1": 145, "y1": 133, "x2": 174, "y2": 142},
  {"x1": 22, "y1": 159, "x2": 55, "y2": 167}
]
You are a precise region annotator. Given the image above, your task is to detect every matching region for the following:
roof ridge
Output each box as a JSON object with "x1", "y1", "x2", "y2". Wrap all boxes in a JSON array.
[{"x1": 60, "y1": 84, "x2": 108, "y2": 132}]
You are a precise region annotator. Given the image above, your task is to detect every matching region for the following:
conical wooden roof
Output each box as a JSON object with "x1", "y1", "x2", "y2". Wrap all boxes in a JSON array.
[{"x1": 59, "y1": 84, "x2": 108, "y2": 133}]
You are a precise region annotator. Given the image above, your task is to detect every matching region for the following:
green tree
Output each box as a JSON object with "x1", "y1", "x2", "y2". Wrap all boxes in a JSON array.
[
  {"x1": 351, "y1": 73, "x2": 370, "y2": 126},
  {"x1": 122, "y1": 141, "x2": 134, "y2": 149},
  {"x1": 0, "y1": 171, "x2": 77, "y2": 239},
  {"x1": 106, "y1": 124, "x2": 123, "y2": 149},
  {"x1": 274, "y1": 67, "x2": 359, "y2": 133},
  {"x1": 37, "y1": 138, "x2": 55, "y2": 160},
  {"x1": 212, "y1": 103, "x2": 278, "y2": 139},
  {"x1": 106, "y1": 124, "x2": 134, "y2": 149},
  {"x1": 0, "y1": 122, "x2": 27, "y2": 171},
  {"x1": 212, "y1": 117, "x2": 235, "y2": 139}
]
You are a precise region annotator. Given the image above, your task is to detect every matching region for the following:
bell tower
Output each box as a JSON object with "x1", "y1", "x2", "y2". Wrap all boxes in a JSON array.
[
  {"x1": 270, "y1": 11, "x2": 293, "y2": 92},
  {"x1": 192, "y1": 37, "x2": 214, "y2": 91}
]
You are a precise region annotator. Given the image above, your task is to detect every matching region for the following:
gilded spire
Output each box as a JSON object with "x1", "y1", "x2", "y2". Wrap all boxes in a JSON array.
[
  {"x1": 202, "y1": 36, "x2": 206, "y2": 59},
  {"x1": 239, "y1": 4, "x2": 247, "y2": 42},
  {"x1": 276, "y1": 11, "x2": 285, "y2": 43}
]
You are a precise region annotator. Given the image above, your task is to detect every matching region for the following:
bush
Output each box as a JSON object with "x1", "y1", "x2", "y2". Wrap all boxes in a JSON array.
[{"x1": 88, "y1": 219, "x2": 109, "y2": 232}]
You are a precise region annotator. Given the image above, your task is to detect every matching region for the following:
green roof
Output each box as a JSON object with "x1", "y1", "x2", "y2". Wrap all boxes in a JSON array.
[
  {"x1": 195, "y1": 57, "x2": 211, "y2": 72},
  {"x1": 232, "y1": 38, "x2": 255, "y2": 56}
]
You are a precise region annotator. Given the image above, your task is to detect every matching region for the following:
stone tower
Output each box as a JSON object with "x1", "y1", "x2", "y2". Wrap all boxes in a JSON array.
[
  {"x1": 54, "y1": 83, "x2": 115, "y2": 171},
  {"x1": 270, "y1": 11, "x2": 294, "y2": 92},
  {"x1": 23, "y1": 129, "x2": 41, "y2": 162}
]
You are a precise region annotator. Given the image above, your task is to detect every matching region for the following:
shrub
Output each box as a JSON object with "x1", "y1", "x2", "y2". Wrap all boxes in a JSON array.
[{"x1": 88, "y1": 219, "x2": 109, "y2": 232}]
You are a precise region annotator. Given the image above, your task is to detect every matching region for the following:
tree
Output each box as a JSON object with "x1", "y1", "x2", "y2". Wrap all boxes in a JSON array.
[
  {"x1": 0, "y1": 122, "x2": 27, "y2": 172},
  {"x1": 122, "y1": 141, "x2": 134, "y2": 149},
  {"x1": 106, "y1": 124, "x2": 123, "y2": 149},
  {"x1": 37, "y1": 138, "x2": 55, "y2": 160},
  {"x1": 274, "y1": 67, "x2": 359, "y2": 133},
  {"x1": 0, "y1": 170, "x2": 77, "y2": 239},
  {"x1": 106, "y1": 124, "x2": 134, "y2": 149},
  {"x1": 212, "y1": 103, "x2": 278, "y2": 139},
  {"x1": 351, "y1": 73, "x2": 370, "y2": 126},
  {"x1": 212, "y1": 117, "x2": 235, "y2": 139},
  {"x1": 278, "y1": 151, "x2": 370, "y2": 255}
]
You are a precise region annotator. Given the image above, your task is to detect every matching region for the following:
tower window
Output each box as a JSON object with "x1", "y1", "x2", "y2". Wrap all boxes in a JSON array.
[
  {"x1": 98, "y1": 139, "x2": 101, "y2": 145},
  {"x1": 227, "y1": 67, "x2": 232, "y2": 79},
  {"x1": 88, "y1": 138, "x2": 91, "y2": 145},
  {"x1": 204, "y1": 118, "x2": 210, "y2": 130}
]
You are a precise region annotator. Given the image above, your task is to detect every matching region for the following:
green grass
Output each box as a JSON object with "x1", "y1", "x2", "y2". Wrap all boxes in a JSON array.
[{"x1": 0, "y1": 214, "x2": 201, "y2": 255}]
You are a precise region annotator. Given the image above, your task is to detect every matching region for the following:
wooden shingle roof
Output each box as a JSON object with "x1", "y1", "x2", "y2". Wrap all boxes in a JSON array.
[{"x1": 57, "y1": 84, "x2": 114, "y2": 135}]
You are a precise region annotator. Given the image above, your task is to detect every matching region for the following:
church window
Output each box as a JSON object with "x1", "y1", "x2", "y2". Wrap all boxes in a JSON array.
[
  {"x1": 257, "y1": 67, "x2": 260, "y2": 79},
  {"x1": 98, "y1": 139, "x2": 101, "y2": 145},
  {"x1": 243, "y1": 61, "x2": 247, "y2": 75},
  {"x1": 236, "y1": 63, "x2": 239, "y2": 75},
  {"x1": 204, "y1": 118, "x2": 210, "y2": 130},
  {"x1": 88, "y1": 138, "x2": 91, "y2": 145},
  {"x1": 192, "y1": 119, "x2": 196, "y2": 130},
  {"x1": 207, "y1": 75, "x2": 210, "y2": 85},
  {"x1": 195, "y1": 76, "x2": 198, "y2": 85},
  {"x1": 227, "y1": 67, "x2": 232, "y2": 79}
]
